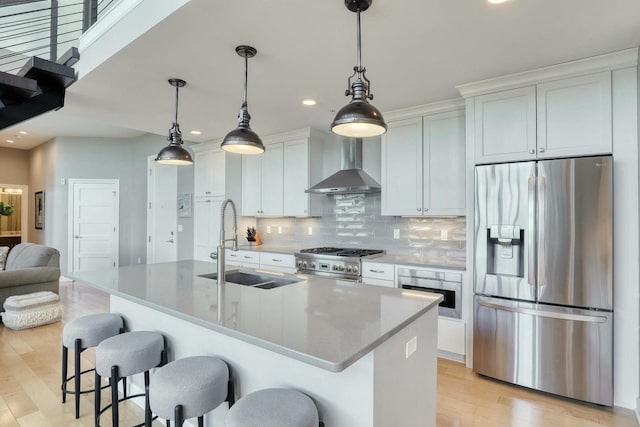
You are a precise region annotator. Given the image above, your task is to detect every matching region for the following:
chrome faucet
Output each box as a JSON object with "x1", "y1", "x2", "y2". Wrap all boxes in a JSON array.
[{"x1": 216, "y1": 199, "x2": 238, "y2": 285}]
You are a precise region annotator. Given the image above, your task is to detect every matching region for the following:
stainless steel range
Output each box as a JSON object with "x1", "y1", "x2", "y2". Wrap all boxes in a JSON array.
[{"x1": 295, "y1": 247, "x2": 385, "y2": 281}]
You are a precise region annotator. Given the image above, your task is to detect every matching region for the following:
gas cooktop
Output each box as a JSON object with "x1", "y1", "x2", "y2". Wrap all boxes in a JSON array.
[
  {"x1": 295, "y1": 247, "x2": 385, "y2": 280},
  {"x1": 299, "y1": 247, "x2": 385, "y2": 258}
]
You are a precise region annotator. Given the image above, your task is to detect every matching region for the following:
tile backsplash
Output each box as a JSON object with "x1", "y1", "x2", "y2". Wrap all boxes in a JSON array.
[{"x1": 255, "y1": 194, "x2": 466, "y2": 263}]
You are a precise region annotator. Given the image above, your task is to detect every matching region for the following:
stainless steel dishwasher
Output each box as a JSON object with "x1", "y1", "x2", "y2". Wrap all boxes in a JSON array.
[{"x1": 396, "y1": 268, "x2": 462, "y2": 319}]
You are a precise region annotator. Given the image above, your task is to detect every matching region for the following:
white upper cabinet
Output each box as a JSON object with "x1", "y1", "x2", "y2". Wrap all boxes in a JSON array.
[
  {"x1": 381, "y1": 118, "x2": 423, "y2": 216},
  {"x1": 425, "y1": 110, "x2": 466, "y2": 215},
  {"x1": 242, "y1": 153, "x2": 262, "y2": 216},
  {"x1": 260, "y1": 142, "x2": 284, "y2": 216},
  {"x1": 381, "y1": 107, "x2": 466, "y2": 217},
  {"x1": 241, "y1": 143, "x2": 283, "y2": 216},
  {"x1": 462, "y1": 59, "x2": 618, "y2": 165},
  {"x1": 241, "y1": 128, "x2": 325, "y2": 218},
  {"x1": 537, "y1": 71, "x2": 612, "y2": 158},
  {"x1": 474, "y1": 86, "x2": 537, "y2": 164},
  {"x1": 194, "y1": 149, "x2": 225, "y2": 197}
]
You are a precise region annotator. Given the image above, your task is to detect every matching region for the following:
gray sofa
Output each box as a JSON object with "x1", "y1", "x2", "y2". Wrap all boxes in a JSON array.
[{"x1": 0, "y1": 243, "x2": 60, "y2": 306}]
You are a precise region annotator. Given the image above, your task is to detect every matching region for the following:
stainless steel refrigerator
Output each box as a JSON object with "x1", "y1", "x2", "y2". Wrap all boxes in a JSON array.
[{"x1": 473, "y1": 156, "x2": 613, "y2": 406}]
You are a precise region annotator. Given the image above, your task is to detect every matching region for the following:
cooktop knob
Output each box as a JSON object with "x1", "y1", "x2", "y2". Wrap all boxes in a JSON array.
[
  {"x1": 353, "y1": 266, "x2": 359, "y2": 274},
  {"x1": 302, "y1": 262, "x2": 308, "y2": 268},
  {"x1": 338, "y1": 265, "x2": 345, "y2": 272},
  {"x1": 332, "y1": 265, "x2": 338, "y2": 271},
  {"x1": 346, "y1": 266, "x2": 353, "y2": 273},
  {"x1": 310, "y1": 263, "x2": 316, "y2": 269}
]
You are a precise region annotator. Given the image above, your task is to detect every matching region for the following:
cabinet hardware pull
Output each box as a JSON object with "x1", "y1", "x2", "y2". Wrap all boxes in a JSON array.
[
  {"x1": 244, "y1": 256, "x2": 252, "y2": 259},
  {"x1": 539, "y1": 147, "x2": 546, "y2": 153},
  {"x1": 529, "y1": 148, "x2": 535, "y2": 154},
  {"x1": 370, "y1": 269, "x2": 385, "y2": 274},
  {"x1": 272, "y1": 259, "x2": 282, "y2": 262},
  {"x1": 417, "y1": 208, "x2": 422, "y2": 212}
]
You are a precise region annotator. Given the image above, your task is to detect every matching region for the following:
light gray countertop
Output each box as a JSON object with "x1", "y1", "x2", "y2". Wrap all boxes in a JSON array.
[
  {"x1": 236, "y1": 244, "x2": 466, "y2": 271},
  {"x1": 68, "y1": 260, "x2": 441, "y2": 372}
]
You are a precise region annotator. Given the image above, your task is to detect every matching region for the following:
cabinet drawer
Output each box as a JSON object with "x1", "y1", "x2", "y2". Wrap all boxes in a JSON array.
[
  {"x1": 361, "y1": 262, "x2": 394, "y2": 281},
  {"x1": 259, "y1": 253, "x2": 295, "y2": 269},
  {"x1": 226, "y1": 250, "x2": 259, "y2": 265}
]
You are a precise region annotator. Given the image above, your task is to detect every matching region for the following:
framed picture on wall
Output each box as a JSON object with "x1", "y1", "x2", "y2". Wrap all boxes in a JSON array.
[
  {"x1": 177, "y1": 193, "x2": 192, "y2": 218},
  {"x1": 35, "y1": 191, "x2": 44, "y2": 230}
]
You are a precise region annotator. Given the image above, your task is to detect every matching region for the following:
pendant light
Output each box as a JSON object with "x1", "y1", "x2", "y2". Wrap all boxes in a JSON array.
[
  {"x1": 221, "y1": 45, "x2": 265, "y2": 155},
  {"x1": 155, "y1": 78, "x2": 193, "y2": 165},
  {"x1": 331, "y1": 0, "x2": 387, "y2": 138}
]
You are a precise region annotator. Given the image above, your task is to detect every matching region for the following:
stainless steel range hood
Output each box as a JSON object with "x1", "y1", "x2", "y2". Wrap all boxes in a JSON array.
[{"x1": 306, "y1": 138, "x2": 381, "y2": 194}]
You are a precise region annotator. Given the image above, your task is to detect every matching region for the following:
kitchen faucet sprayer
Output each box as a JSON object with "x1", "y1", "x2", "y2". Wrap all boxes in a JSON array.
[{"x1": 216, "y1": 199, "x2": 238, "y2": 285}]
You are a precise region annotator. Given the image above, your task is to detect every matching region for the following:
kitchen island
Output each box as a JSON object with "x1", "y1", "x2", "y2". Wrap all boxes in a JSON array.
[{"x1": 68, "y1": 260, "x2": 442, "y2": 427}]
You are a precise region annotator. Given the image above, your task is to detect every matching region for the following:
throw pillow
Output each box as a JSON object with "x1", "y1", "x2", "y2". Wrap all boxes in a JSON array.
[{"x1": 0, "y1": 246, "x2": 9, "y2": 270}]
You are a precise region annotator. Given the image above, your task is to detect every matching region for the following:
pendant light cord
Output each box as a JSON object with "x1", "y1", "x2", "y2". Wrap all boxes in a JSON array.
[
  {"x1": 356, "y1": 8, "x2": 362, "y2": 77},
  {"x1": 174, "y1": 84, "x2": 180, "y2": 125},
  {"x1": 243, "y1": 54, "x2": 248, "y2": 108}
]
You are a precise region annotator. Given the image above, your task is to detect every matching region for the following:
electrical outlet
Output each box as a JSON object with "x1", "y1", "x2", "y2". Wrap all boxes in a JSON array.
[
  {"x1": 441, "y1": 230, "x2": 448, "y2": 240},
  {"x1": 278, "y1": 226, "x2": 282, "y2": 234},
  {"x1": 393, "y1": 229, "x2": 400, "y2": 239},
  {"x1": 60, "y1": 178, "x2": 66, "y2": 185},
  {"x1": 267, "y1": 226, "x2": 272, "y2": 234},
  {"x1": 178, "y1": 224, "x2": 183, "y2": 232},
  {"x1": 406, "y1": 336, "x2": 418, "y2": 358},
  {"x1": 137, "y1": 257, "x2": 141, "y2": 264},
  {"x1": 308, "y1": 227, "x2": 313, "y2": 236}
]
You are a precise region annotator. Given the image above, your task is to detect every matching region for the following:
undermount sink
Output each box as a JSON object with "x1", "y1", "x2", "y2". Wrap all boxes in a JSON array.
[{"x1": 198, "y1": 270, "x2": 301, "y2": 289}]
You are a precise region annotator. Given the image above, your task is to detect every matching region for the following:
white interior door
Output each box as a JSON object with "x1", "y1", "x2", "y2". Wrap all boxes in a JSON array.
[
  {"x1": 147, "y1": 156, "x2": 178, "y2": 264},
  {"x1": 69, "y1": 179, "x2": 119, "y2": 272}
]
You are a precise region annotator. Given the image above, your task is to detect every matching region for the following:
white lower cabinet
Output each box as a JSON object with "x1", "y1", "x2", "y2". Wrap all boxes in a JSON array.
[
  {"x1": 361, "y1": 261, "x2": 395, "y2": 287},
  {"x1": 437, "y1": 317, "x2": 465, "y2": 359},
  {"x1": 225, "y1": 249, "x2": 260, "y2": 268},
  {"x1": 258, "y1": 253, "x2": 296, "y2": 274}
]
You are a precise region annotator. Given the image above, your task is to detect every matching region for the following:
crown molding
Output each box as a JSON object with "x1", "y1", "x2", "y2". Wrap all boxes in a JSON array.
[
  {"x1": 456, "y1": 47, "x2": 639, "y2": 98},
  {"x1": 383, "y1": 98, "x2": 465, "y2": 122}
]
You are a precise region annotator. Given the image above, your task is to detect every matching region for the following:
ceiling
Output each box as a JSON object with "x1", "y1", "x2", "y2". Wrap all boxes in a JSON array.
[{"x1": 2, "y1": 0, "x2": 640, "y2": 150}]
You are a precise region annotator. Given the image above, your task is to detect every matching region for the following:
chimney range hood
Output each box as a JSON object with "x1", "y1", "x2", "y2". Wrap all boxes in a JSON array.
[{"x1": 306, "y1": 138, "x2": 381, "y2": 194}]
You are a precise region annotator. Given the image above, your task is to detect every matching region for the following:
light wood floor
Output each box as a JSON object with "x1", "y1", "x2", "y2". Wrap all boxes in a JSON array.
[{"x1": 0, "y1": 282, "x2": 637, "y2": 426}]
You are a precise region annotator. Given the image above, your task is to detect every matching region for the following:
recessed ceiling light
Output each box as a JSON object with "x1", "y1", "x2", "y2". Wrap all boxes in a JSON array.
[
  {"x1": 302, "y1": 99, "x2": 317, "y2": 106},
  {"x1": 488, "y1": 0, "x2": 509, "y2": 3},
  {"x1": 19, "y1": 131, "x2": 27, "y2": 135},
  {"x1": 190, "y1": 130, "x2": 202, "y2": 135},
  {"x1": 6, "y1": 140, "x2": 14, "y2": 143}
]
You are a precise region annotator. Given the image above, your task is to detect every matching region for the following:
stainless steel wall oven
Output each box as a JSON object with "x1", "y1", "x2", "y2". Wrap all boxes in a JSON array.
[{"x1": 396, "y1": 268, "x2": 462, "y2": 319}]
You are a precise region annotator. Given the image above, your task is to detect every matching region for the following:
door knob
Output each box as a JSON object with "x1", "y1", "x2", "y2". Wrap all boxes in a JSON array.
[
  {"x1": 74, "y1": 235, "x2": 82, "y2": 239},
  {"x1": 166, "y1": 239, "x2": 175, "y2": 243}
]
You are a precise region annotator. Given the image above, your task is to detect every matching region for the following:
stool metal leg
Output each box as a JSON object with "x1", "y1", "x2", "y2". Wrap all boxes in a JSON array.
[
  {"x1": 94, "y1": 372, "x2": 101, "y2": 427},
  {"x1": 144, "y1": 371, "x2": 151, "y2": 427},
  {"x1": 227, "y1": 379, "x2": 235, "y2": 407},
  {"x1": 61, "y1": 345, "x2": 68, "y2": 403},
  {"x1": 123, "y1": 377, "x2": 127, "y2": 398},
  {"x1": 110, "y1": 366, "x2": 119, "y2": 427},
  {"x1": 174, "y1": 404, "x2": 184, "y2": 427},
  {"x1": 74, "y1": 338, "x2": 81, "y2": 419},
  {"x1": 198, "y1": 416, "x2": 204, "y2": 427}
]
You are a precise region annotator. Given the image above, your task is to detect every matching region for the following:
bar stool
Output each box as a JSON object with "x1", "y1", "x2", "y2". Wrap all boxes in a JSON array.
[
  {"x1": 95, "y1": 331, "x2": 166, "y2": 427},
  {"x1": 149, "y1": 356, "x2": 233, "y2": 427},
  {"x1": 226, "y1": 388, "x2": 323, "y2": 427},
  {"x1": 61, "y1": 313, "x2": 124, "y2": 418}
]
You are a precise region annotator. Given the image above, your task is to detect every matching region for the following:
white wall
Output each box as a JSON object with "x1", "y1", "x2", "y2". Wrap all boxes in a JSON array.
[{"x1": 28, "y1": 133, "x2": 194, "y2": 273}]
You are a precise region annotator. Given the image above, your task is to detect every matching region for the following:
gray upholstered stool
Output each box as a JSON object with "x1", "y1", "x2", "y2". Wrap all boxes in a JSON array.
[
  {"x1": 61, "y1": 313, "x2": 124, "y2": 419},
  {"x1": 149, "y1": 356, "x2": 233, "y2": 427},
  {"x1": 94, "y1": 331, "x2": 166, "y2": 427},
  {"x1": 226, "y1": 388, "x2": 323, "y2": 427}
]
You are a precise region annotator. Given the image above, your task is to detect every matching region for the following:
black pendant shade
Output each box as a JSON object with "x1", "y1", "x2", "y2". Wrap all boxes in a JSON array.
[
  {"x1": 221, "y1": 45, "x2": 265, "y2": 155},
  {"x1": 156, "y1": 78, "x2": 193, "y2": 165},
  {"x1": 331, "y1": 0, "x2": 386, "y2": 138}
]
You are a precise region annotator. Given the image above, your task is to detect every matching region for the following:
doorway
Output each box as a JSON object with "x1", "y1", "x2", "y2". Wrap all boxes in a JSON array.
[
  {"x1": 67, "y1": 179, "x2": 119, "y2": 273},
  {"x1": 0, "y1": 184, "x2": 28, "y2": 248},
  {"x1": 146, "y1": 156, "x2": 177, "y2": 264}
]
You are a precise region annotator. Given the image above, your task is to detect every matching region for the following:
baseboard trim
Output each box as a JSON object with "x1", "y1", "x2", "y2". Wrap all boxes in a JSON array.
[{"x1": 635, "y1": 397, "x2": 640, "y2": 425}]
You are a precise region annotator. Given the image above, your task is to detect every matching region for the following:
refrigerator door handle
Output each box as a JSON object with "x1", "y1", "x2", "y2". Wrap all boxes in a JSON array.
[
  {"x1": 537, "y1": 175, "x2": 547, "y2": 287},
  {"x1": 477, "y1": 299, "x2": 607, "y2": 323},
  {"x1": 527, "y1": 174, "x2": 536, "y2": 289}
]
